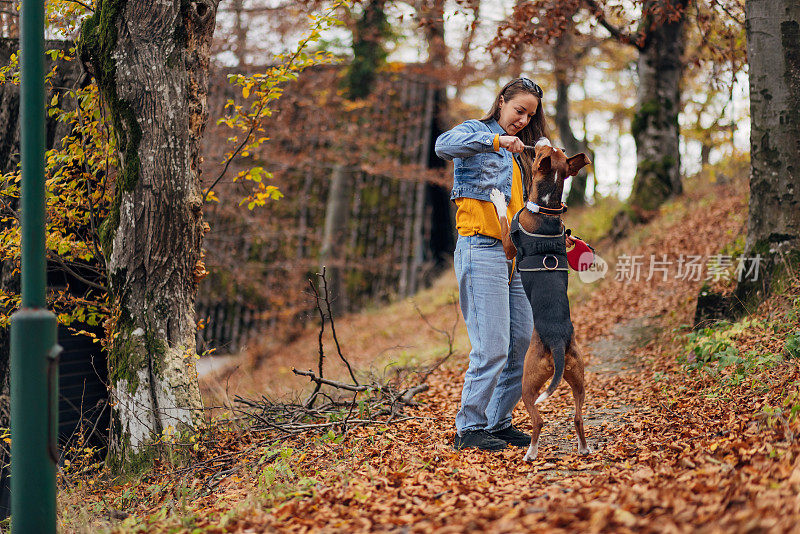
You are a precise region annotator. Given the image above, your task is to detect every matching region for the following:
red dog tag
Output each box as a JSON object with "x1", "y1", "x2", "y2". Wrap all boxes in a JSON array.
[{"x1": 567, "y1": 238, "x2": 594, "y2": 271}]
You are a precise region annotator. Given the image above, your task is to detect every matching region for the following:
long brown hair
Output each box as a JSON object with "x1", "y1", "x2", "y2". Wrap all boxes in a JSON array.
[{"x1": 481, "y1": 78, "x2": 550, "y2": 190}]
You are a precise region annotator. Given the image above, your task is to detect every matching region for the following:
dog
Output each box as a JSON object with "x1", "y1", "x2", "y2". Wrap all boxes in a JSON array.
[{"x1": 490, "y1": 137, "x2": 592, "y2": 461}]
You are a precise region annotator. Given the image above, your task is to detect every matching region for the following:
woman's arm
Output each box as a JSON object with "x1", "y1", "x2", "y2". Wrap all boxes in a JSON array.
[{"x1": 434, "y1": 120, "x2": 499, "y2": 161}]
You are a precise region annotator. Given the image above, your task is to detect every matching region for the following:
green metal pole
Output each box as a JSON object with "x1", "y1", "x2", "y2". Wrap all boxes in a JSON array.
[{"x1": 10, "y1": 0, "x2": 59, "y2": 531}]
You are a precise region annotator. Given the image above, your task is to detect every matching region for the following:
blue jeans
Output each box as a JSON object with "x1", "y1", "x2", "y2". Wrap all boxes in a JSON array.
[{"x1": 454, "y1": 233, "x2": 534, "y2": 434}]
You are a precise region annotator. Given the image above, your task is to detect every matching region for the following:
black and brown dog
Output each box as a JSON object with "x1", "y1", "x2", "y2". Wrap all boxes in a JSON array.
[{"x1": 490, "y1": 137, "x2": 592, "y2": 461}]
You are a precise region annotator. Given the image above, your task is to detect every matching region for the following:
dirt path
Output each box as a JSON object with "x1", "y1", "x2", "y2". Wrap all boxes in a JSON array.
[{"x1": 540, "y1": 316, "x2": 657, "y2": 465}]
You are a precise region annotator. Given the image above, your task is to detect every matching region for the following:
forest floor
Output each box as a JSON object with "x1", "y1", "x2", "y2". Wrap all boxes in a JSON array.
[{"x1": 57, "y1": 163, "x2": 800, "y2": 533}]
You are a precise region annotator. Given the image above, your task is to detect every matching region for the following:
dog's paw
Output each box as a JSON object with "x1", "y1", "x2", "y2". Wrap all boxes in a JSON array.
[
  {"x1": 489, "y1": 188, "x2": 506, "y2": 217},
  {"x1": 523, "y1": 442, "x2": 539, "y2": 462},
  {"x1": 578, "y1": 443, "x2": 593, "y2": 455}
]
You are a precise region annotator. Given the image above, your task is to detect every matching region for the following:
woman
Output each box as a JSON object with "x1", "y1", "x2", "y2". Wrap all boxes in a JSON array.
[{"x1": 435, "y1": 77, "x2": 551, "y2": 451}]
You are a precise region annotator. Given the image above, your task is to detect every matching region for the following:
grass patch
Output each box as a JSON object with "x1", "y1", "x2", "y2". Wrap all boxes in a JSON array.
[{"x1": 680, "y1": 316, "x2": 798, "y2": 389}]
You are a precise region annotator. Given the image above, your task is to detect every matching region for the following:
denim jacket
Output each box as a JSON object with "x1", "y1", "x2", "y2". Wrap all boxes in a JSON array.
[{"x1": 435, "y1": 118, "x2": 518, "y2": 202}]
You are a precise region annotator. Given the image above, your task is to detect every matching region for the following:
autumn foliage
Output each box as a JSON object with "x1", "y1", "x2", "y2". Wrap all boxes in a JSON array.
[{"x1": 56, "y1": 164, "x2": 800, "y2": 532}]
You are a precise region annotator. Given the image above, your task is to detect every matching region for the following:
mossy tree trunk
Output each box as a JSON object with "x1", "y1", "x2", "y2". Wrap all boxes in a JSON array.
[
  {"x1": 78, "y1": 0, "x2": 217, "y2": 465},
  {"x1": 735, "y1": 0, "x2": 800, "y2": 305},
  {"x1": 628, "y1": 0, "x2": 687, "y2": 219},
  {"x1": 345, "y1": 0, "x2": 388, "y2": 100}
]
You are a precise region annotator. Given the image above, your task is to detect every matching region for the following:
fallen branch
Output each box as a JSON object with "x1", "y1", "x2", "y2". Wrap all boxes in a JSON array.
[
  {"x1": 399, "y1": 384, "x2": 430, "y2": 406},
  {"x1": 231, "y1": 276, "x2": 450, "y2": 442},
  {"x1": 292, "y1": 368, "x2": 369, "y2": 392}
]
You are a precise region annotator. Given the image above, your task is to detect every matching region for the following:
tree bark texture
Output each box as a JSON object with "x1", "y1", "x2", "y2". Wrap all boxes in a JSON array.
[
  {"x1": 628, "y1": 0, "x2": 687, "y2": 218},
  {"x1": 78, "y1": 0, "x2": 217, "y2": 463},
  {"x1": 232, "y1": 0, "x2": 247, "y2": 66},
  {"x1": 1, "y1": 39, "x2": 79, "y2": 173},
  {"x1": 423, "y1": 0, "x2": 454, "y2": 266},
  {"x1": 736, "y1": 0, "x2": 800, "y2": 303}
]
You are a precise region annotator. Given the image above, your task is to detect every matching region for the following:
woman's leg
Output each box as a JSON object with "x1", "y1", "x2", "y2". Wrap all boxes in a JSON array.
[
  {"x1": 454, "y1": 235, "x2": 512, "y2": 435},
  {"x1": 485, "y1": 270, "x2": 534, "y2": 431}
]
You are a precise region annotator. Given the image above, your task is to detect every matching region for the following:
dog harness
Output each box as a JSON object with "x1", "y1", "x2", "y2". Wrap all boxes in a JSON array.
[{"x1": 509, "y1": 211, "x2": 568, "y2": 272}]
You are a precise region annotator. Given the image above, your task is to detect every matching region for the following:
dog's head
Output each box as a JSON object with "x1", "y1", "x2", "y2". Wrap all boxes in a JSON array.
[{"x1": 528, "y1": 138, "x2": 591, "y2": 210}]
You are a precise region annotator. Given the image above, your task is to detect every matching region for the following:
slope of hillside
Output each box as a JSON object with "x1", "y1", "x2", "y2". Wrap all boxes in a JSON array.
[
  {"x1": 198, "y1": 158, "x2": 747, "y2": 404},
  {"x1": 60, "y1": 159, "x2": 800, "y2": 532}
]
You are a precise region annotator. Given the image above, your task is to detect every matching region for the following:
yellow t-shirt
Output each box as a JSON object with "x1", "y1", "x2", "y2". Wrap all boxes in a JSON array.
[{"x1": 455, "y1": 156, "x2": 524, "y2": 239}]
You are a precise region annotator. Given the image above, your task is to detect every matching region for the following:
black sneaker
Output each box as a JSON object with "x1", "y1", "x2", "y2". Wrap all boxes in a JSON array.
[
  {"x1": 453, "y1": 430, "x2": 508, "y2": 451},
  {"x1": 488, "y1": 426, "x2": 531, "y2": 448}
]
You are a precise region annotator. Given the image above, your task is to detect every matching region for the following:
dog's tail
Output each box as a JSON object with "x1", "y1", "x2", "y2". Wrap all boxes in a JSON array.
[{"x1": 535, "y1": 342, "x2": 565, "y2": 405}]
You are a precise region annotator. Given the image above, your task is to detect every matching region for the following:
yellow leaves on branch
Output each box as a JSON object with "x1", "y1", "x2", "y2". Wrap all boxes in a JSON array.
[
  {"x1": 241, "y1": 183, "x2": 284, "y2": 211},
  {"x1": 203, "y1": 190, "x2": 220, "y2": 203},
  {"x1": 45, "y1": 0, "x2": 94, "y2": 38},
  {"x1": 209, "y1": 0, "x2": 348, "y2": 209},
  {"x1": 0, "y1": 45, "x2": 112, "y2": 334}
]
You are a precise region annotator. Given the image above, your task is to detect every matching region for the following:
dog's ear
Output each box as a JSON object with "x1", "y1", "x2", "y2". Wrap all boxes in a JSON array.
[
  {"x1": 537, "y1": 155, "x2": 552, "y2": 173},
  {"x1": 567, "y1": 153, "x2": 591, "y2": 177}
]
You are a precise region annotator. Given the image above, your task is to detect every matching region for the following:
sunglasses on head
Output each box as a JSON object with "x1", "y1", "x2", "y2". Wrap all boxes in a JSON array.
[{"x1": 507, "y1": 77, "x2": 543, "y2": 99}]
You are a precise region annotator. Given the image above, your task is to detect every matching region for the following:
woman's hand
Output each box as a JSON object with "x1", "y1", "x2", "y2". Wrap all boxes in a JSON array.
[{"x1": 498, "y1": 135, "x2": 525, "y2": 153}]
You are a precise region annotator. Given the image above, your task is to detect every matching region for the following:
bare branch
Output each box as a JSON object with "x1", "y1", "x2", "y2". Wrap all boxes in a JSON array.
[
  {"x1": 64, "y1": 0, "x2": 93, "y2": 11},
  {"x1": 582, "y1": 0, "x2": 643, "y2": 51},
  {"x1": 47, "y1": 252, "x2": 107, "y2": 291},
  {"x1": 292, "y1": 368, "x2": 368, "y2": 393},
  {"x1": 399, "y1": 384, "x2": 429, "y2": 406},
  {"x1": 304, "y1": 273, "x2": 328, "y2": 408},
  {"x1": 320, "y1": 268, "x2": 359, "y2": 385}
]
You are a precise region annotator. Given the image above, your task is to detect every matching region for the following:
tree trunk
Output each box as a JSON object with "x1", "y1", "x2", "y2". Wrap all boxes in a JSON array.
[
  {"x1": 232, "y1": 0, "x2": 247, "y2": 67},
  {"x1": 345, "y1": 0, "x2": 388, "y2": 99},
  {"x1": 628, "y1": 0, "x2": 687, "y2": 219},
  {"x1": 553, "y1": 33, "x2": 594, "y2": 207},
  {"x1": 78, "y1": 0, "x2": 217, "y2": 465},
  {"x1": 409, "y1": 0, "x2": 446, "y2": 294},
  {"x1": 453, "y1": 1, "x2": 479, "y2": 99},
  {"x1": 0, "y1": 0, "x2": 18, "y2": 39},
  {"x1": 319, "y1": 165, "x2": 352, "y2": 316},
  {"x1": 320, "y1": 0, "x2": 389, "y2": 312},
  {"x1": 735, "y1": 0, "x2": 800, "y2": 305},
  {"x1": 1, "y1": 40, "x2": 20, "y2": 455},
  {"x1": 0, "y1": 38, "x2": 21, "y2": 175}
]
